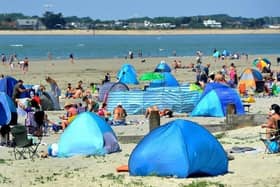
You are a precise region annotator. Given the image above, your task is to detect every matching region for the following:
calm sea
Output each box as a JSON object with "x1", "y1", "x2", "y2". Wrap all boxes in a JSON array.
[{"x1": 0, "y1": 34, "x2": 279, "y2": 60}]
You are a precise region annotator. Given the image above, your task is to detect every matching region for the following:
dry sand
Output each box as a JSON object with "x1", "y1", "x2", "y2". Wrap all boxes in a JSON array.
[{"x1": 0, "y1": 55, "x2": 280, "y2": 187}]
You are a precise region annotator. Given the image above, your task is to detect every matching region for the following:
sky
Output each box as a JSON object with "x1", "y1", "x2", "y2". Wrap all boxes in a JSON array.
[{"x1": 1, "y1": 0, "x2": 280, "y2": 20}]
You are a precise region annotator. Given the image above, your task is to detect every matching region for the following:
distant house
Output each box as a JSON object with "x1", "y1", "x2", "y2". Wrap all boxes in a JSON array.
[
  {"x1": 266, "y1": 25, "x2": 280, "y2": 29},
  {"x1": 149, "y1": 22, "x2": 175, "y2": 29},
  {"x1": 16, "y1": 19, "x2": 46, "y2": 30},
  {"x1": 128, "y1": 22, "x2": 145, "y2": 29},
  {"x1": 203, "y1": 19, "x2": 222, "y2": 28}
]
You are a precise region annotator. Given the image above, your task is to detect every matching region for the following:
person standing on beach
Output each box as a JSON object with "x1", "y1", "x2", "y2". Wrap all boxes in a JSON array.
[
  {"x1": 69, "y1": 53, "x2": 74, "y2": 64},
  {"x1": 229, "y1": 63, "x2": 238, "y2": 88},
  {"x1": 1, "y1": 53, "x2": 7, "y2": 65},
  {"x1": 48, "y1": 52, "x2": 54, "y2": 65},
  {"x1": 45, "y1": 76, "x2": 61, "y2": 103},
  {"x1": 12, "y1": 79, "x2": 29, "y2": 106},
  {"x1": 23, "y1": 57, "x2": 29, "y2": 74},
  {"x1": 196, "y1": 50, "x2": 203, "y2": 64},
  {"x1": 8, "y1": 54, "x2": 15, "y2": 72},
  {"x1": 104, "y1": 73, "x2": 111, "y2": 83}
]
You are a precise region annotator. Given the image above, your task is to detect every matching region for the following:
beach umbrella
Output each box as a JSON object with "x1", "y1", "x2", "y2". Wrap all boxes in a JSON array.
[
  {"x1": 252, "y1": 58, "x2": 271, "y2": 71},
  {"x1": 139, "y1": 72, "x2": 164, "y2": 81}
]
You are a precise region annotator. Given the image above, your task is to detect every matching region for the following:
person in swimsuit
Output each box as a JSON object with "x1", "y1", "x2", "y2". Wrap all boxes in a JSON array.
[{"x1": 112, "y1": 103, "x2": 127, "y2": 125}]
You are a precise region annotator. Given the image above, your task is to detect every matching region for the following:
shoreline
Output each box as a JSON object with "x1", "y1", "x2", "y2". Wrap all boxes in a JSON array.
[{"x1": 0, "y1": 29, "x2": 279, "y2": 35}]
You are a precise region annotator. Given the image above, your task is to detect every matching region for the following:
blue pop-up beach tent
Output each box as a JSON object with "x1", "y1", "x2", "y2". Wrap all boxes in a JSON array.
[
  {"x1": 129, "y1": 119, "x2": 228, "y2": 178},
  {"x1": 154, "y1": 61, "x2": 172, "y2": 72},
  {"x1": 149, "y1": 72, "x2": 179, "y2": 87},
  {"x1": 57, "y1": 112, "x2": 120, "y2": 157},
  {"x1": 0, "y1": 76, "x2": 18, "y2": 97},
  {"x1": 191, "y1": 83, "x2": 245, "y2": 117},
  {"x1": 0, "y1": 92, "x2": 17, "y2": 126},
  {"x1": 117, "y1": 64, "x2": 139, "y2": 85}
]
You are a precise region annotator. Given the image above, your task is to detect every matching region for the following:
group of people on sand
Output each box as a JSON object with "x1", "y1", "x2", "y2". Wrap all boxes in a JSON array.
[
  {"x1": 1, "y1": 53, "x2": 29, "y2": 73},
  {"x1": 64, "y1": 80, "x2": 99, "y2": 100},
  {"x1": 58, "y1": 99, "x2": 128, "y2": 131}
]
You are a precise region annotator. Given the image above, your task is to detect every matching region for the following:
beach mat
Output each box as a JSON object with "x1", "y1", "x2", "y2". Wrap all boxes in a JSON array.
[
  {"x1": 228, "y1": 146, "x2": 256, "y2": 153},
  {"x1": 116, "y1": 165, "x2": 129, "y2": 172}
]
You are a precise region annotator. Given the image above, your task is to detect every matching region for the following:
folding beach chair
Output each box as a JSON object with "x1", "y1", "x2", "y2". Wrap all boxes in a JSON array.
[
  {"x1": 260, "y1": 120, "x2": 280, "y2": 154},
  {"x1": 10, "y1": 125, "x2": 42, "y2": 160}
]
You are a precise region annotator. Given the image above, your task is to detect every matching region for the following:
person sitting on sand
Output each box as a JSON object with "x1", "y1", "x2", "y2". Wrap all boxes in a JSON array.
[
  {"x1": 103, "y1": 73, "x2": 111, "y2": 84},
  {"x1": 43, "y1": 113, "x2": 61, "y2": 134},
  {"x1": 82, "y1": 96, "x2": 99, "y2": 113},
  {"x1": 112, "y1": 103, "x2": 127, "y2": 125},
  {"x1": 65, "y1": 83, "x2": 75, "y2": 98},
  {"x1": 160, "y1": 109, "x2": 173, "y2": 118},
  {"x1": 71, "y1": 80, "x2": 84, "y2": 99},
  {"x1": 89, "y1": 82, "x2": 97, "y2": 95},
  {"x1": 145, "y1": 105, "x2": 160, "y2": 119},
  {"x1": 172, "y1": 60, "x2": 179, "y2": 72},
  {"x1": 98, "y1": 103, "x2": 111, "y2": 121},
  {"x1": 76, "y1": 80, "x2": 84, "y2": 91},
  {"x1": 60, "y1": 102, "x2": 78, "y2": 130},
  {"x1": 261, "y1": 104, "x2": 280, "y2": 138},
  {"x1": 214, "y1": 71, "x2": 227, "y2": 84}
]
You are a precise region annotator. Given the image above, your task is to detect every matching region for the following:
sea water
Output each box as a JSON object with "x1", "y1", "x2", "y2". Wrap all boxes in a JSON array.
[{"x1": 0, "y1": 34, "x2": 279, "y2": 61}]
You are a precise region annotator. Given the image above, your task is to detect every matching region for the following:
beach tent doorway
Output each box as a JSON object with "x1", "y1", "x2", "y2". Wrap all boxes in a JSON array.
[
  {"x1": 129, "y1": 119, "x2": 228, "y2": 178},
  {"x1": 191, "y1": 83, "x2": 245, "y2": 117}
]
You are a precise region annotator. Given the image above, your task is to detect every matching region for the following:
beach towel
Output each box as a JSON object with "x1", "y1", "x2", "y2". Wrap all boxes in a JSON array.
[
  {"x1": 228, "y1": 146, "x2": 256, "y2": 153},
  {"x1": 263, "y1": 140, "x2": 279, "y2": 153}
]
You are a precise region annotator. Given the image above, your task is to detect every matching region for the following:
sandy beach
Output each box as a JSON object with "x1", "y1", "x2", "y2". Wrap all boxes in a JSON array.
[
  {"x1": 0, "y1": 54, "x2": 280, "y2": 187},
  {"x1": 0, "y1": 29, "x2": 279, "y2": 35}
]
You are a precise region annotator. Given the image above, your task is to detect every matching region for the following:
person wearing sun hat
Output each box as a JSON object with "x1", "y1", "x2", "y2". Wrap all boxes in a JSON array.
[
  {"x1": 63, "y1": 101, "x2": 73, "y2": 109},
  {"x1": 59, "y1": 101, "x2": 78, "y2": 130},
  {"x1": 261, "y1": 104, "x2": 280, "y2": 138}
]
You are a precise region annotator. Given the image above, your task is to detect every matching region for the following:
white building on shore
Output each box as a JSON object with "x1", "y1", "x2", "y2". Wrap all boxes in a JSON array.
[{"x1": 203, "y1": 19, "x2": 222, "y2": 28}]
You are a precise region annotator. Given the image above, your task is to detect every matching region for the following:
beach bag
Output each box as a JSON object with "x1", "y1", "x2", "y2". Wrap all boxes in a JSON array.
[{"x1": 265, "y1": 140, "x2": 279, "y2": 153}]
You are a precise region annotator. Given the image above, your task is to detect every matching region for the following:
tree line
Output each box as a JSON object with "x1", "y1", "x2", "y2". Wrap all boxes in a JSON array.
[{"x1": 0, "y1": 12, "x2": 279, "y2": 30}]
